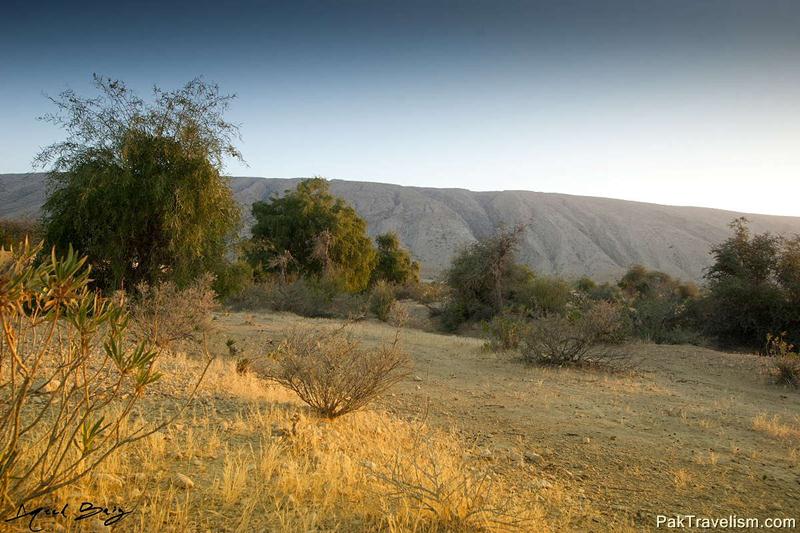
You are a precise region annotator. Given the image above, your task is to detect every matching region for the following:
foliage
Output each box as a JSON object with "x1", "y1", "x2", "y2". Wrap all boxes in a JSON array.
[
  {"x1": 230, "y1": 276, "x2": 367, "y2": 319},
  {"x1": 249, "y1": 178, "x2": 377, "y2": 292},
  {"x1": 482, "y1": 313, "x2": 528, "y2": 352},
  {"x1": 371, "y1": 232, "x2": 420, "y2": 285},
  {"x1": 441, "y1": 225, "x2": 526, "y2": 330},
  {"x1": 576, "y1": 278, "x2": 623, "y2": 303},
  {"x1": 766, "y1": 333, "x2": 799, "y2": 387},
  {"x1": 0, "y1": 242, "x2": 168, "y2": 515},
  {"x1": 516, "y1": 276, "x2": 572, "y2": 316},
  {"x1": 702, "y1": 218, "x2": 800, "y2": 350},
  {"x1": 129, "y1": 274, "x2": 217, "y2": 353},
  {"x1": 369, "y1": 280, "x2": 396, "y2": 322},
  {"x1": 618, "y1": 265, "x2": 701, "y2": 345},
  {"x1": 0, "y1": 219, "x2": 40, "y2": 249},
  {"x1": 263, "y1": 328, "x2": 410, "y2": 418},
  {"x1": 212, "y1": 259, "x2": 254, "y2": 299},
  {"x1": 36, "y1": 75, "x2": 241, "y2": 290}
]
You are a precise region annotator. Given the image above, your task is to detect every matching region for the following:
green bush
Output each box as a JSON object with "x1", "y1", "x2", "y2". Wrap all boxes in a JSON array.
[
  {"x1": 517, "y1": 276, "x2": 572, "y2": 316},
  {"x1": 0, "y1": 219, "x2": 40, "y2": 249},
  {"x1": 248, "y1": 178, "x2": 377, "y2": 292},
  {"x1": 372, "y1": 232, "x2": 420, "y2": 285},
  {"x1": 232, "y1": 276, "x2": 367, "y2": 319},
  {"x1": 213, "y1": 259, "x2": 254, "y2": 299},
  {"x1": 369, "y1": 280, "x2": 396, "y2": 322},
  {"x1": 482, "y1": 313, "x2": 528, "y2": 352},
  {"x1": 37, "y1": 76, "x2": 242, "y2": 290},
  {"x1": 441, "y1": 226, "x2": 526, "y2": 330},
  {"x1": 617, "y1": 265, "x2": 702, "y2": 345}
]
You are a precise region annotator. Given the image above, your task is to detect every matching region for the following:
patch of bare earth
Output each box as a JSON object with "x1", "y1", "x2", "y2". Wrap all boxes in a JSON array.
[{"x1": 216, "y1": 310, "x2": 800, "y2": 531}]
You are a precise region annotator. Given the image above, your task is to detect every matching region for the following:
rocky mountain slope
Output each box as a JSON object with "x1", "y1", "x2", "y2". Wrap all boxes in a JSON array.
[{"x1": 3, "y1": 172, "x2": 799, "y2": 282}]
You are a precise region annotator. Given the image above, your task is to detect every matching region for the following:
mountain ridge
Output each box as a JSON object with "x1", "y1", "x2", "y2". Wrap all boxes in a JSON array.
[{"x1": 2, "y1": 172, "x2": 799, "y2": 282}]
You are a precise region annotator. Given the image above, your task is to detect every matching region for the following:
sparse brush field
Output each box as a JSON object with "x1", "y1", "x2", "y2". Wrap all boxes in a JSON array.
[{"x1": 8, "y1": 307, "x2": 798, "y2": 532}]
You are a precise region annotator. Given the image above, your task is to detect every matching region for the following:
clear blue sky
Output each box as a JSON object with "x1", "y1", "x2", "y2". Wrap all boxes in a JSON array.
[{"x1": 1, "y1": 0, "x2": 799, "y2": 216}]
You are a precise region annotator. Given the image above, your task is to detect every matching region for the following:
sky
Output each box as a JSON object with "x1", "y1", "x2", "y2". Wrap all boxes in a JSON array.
[{"x1": 1, "y1": 0, "x2": 799, "y2": 216}]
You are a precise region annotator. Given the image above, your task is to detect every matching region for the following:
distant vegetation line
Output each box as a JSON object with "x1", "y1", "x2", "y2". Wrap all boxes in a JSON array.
[{"x1": 2, "y1": 171, "x2": 800, "y2": 282}]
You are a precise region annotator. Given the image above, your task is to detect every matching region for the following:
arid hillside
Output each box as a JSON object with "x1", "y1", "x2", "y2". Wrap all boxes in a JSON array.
[{"x1": 3, "y1": 172, "x2": 800, "y2": 281}]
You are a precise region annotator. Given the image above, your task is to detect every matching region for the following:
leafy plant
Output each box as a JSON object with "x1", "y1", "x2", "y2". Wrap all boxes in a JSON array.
[{"x1": 0, "y1": 242, "x2": 210, "y2": 516}]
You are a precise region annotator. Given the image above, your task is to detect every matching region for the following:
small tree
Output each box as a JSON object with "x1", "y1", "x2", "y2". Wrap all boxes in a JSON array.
[
  {"x1": 249, "y1": 178, "x2": 377, "y2": 292},
  {"x1": 371, "y1": 232, "x2": 420, "y2": 285},
  {"x1": 441, "y1": 225, "x2": 525, "y2": 330},
  {"x1": 35, "y1": 75, "x2": 242, "y2": 290}
]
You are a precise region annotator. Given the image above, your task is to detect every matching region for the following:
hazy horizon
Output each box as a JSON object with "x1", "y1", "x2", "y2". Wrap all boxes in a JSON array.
[{"x1": 2, "y1": 0, "x2": 799, "y2": 216}]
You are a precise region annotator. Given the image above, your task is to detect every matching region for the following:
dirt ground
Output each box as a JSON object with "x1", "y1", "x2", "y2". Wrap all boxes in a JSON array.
[{"x1": 216, "y1": 308, "x2": 800, "y2": 531}]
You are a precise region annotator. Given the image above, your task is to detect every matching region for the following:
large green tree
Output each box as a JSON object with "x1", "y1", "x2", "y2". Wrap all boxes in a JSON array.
[
  {"x1": 703, "y1": 218, "x2": 800, "y2": 350},
  {"x1": 35, "y1": 76, "x2": 242, "y2": 290},
  {"x1": 249, "y1": 178, "x2": 376, "y2": 292}
]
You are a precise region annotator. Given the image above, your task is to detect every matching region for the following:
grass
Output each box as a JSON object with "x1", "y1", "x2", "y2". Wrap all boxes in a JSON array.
[
  {"x1": 752, "y1": 413, "x2": 800, "y2": 441},
  {"x1": 5, "y1": 345, "x2": 576, "y2": 532}
]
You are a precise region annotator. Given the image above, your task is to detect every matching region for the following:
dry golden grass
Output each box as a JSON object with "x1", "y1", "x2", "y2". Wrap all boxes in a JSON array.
[
  {"x1": 752, "y1": 413, "x2": 800, "y2": 441},
  {"x1": 5, "y1": 348, "x2": 585, "y2": 532}
]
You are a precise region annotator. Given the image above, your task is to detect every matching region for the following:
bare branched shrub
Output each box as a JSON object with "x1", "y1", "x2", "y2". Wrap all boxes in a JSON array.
[
  {"x1": 520, "y1": 302, "x2": 629, "y2": 366},
  {"x1": 262, "y1": 328, "x2": 411, "y2": 418},
  {"x1": 0, "y1": 242, "x2": 210, "y2": 516},
  {"x1": 129, "y1": 273, "x2": 217, "y2": 352}
]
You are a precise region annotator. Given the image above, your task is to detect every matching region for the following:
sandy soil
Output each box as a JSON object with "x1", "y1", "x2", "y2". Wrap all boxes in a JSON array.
[{"x1": 215, "y1": 309, "x2": 800, "y2": 531}]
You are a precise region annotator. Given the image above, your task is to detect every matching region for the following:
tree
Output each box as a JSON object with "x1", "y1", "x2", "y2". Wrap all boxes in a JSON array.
[
  {"x1": 35, "y1": 75, "x2": 242, "y2": 290},
  {"x1": 703, "y1": 218, "x2": 800, "y2": 350},
  {"x1": 248, "y1": 178, "x2": 376, "y2": 292},
  {"x1": 441, "y1": 225, "x2": 527, "y2": 329},
  {"x1": 371, "y1": 232, "x2": 420, "y2": 285}
]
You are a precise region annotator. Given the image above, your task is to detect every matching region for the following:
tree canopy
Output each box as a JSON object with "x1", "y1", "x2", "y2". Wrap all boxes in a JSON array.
[
  {"x1": 248, "y1": 178, "x2": 377, "y2": 292},
  {"x1": 36, "y1": 76, "x2": 242, "y2": 290},
  {"x1": 371, "y1": 232, "x2": 419, "y2": 285},
  {"x1": 703, "y1": 218, "x2": 800, "y2": 350}
]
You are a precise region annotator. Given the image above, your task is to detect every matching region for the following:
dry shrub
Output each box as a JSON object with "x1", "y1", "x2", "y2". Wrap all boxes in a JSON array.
[
  {"x1": 367, "y1": 429, "x2": 527, "y2": 532},
  {"x1": 262, "y1": 327, "x2": 411, "y2": 418},
  {"x1": 766, "y1": 333, "x2": 800, "y2": 387},
  {"x1": 129, "y1": 273, "x2": 216, "y2": 353},
  {"x1": 520, "y1": 301, "x2": 629, "y2": 366},
  {"x1": 0, "y1": 243, "x2": 208, "y2": 516}
]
